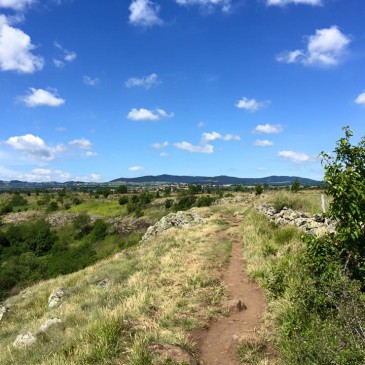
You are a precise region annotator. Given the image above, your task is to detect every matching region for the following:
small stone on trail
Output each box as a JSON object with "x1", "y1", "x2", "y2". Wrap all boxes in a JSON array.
[
  {"x1": 223, "y1": 299, "x2": 247, "y2": 312},
  {"x1": 149, "y1": 343, "x2": 198, "y2": 365}
]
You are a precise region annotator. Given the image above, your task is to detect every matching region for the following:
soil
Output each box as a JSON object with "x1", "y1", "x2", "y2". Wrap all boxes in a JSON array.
[{"x1": 193, "y1": 220, "x2": 267, "y2": 365}]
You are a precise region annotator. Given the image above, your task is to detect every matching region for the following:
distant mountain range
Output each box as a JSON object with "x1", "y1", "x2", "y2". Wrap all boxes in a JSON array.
[
  {"x1": 0, "y1": 175, "x2": 322, "y2": 188},
  {"x1": 111, "y1": 174, "x2": 322, "y2": 186}
]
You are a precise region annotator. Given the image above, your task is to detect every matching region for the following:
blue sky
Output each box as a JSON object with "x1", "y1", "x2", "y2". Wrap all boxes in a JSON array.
[{"x1": 0, "y1": 0, "x2": 364, "y2": 182}]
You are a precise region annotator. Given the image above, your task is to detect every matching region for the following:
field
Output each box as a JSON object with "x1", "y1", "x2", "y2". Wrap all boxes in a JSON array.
[{"x1": 1, "y1": 187, "x2": 364, "y2": 364}]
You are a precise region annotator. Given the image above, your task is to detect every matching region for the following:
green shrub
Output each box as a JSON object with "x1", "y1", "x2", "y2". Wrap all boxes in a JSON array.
[{"x1": 196, "y1": 195, "x2": 216, "y2": 207}]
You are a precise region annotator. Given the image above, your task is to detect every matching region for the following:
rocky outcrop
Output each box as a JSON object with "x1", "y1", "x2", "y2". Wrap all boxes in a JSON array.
[
  {"x1": 141, "y1": 209, "x2": 205, "y2": 241},
  {"x1": 256, "y1": 204, "x2": 336, "y2": 236},
  {"x1": 106, "y1": 217, "x2": 153, "y2": 234},
  {"x1": 2, "y1": 211, "x2": 42, "y2": 225},
  {"x1": 48, "y1": 288, "x2": 65, "y2": 308}
]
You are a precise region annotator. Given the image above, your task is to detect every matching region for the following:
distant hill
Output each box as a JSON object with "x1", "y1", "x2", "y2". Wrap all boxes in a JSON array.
[{"x1": 111, "y1": 174, "x2": 322, "y2": 186}]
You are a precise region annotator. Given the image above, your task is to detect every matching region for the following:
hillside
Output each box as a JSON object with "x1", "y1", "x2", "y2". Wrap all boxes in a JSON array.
[{"x1": 110, "y1": 174, "x2": 322, "y2": 186}]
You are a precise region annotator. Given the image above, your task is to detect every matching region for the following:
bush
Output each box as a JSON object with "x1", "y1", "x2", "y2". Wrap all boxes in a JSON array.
[
  {"x1": 91, "y1": 219, "x2": 108, "y2": 241},
  {"x1": 174, "y1": 195, "x2": 196, "y2": 211},
  {"x1": 196, "y1": 195, "x2": 216, "y2": 207},
  {"x1": 119, "y1": 196, "x2": 128, "y2": 205},
  {"x1": 255, "y1": 184, "x2": 264, "y2": 196}
]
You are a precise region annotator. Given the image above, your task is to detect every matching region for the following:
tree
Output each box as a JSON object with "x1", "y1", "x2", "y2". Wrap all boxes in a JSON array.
[
  {"x1": 290, "y1": 178, "x2": 301, "y2": 193},
  {"x1": 116, "y1": 185, "x2": 128, "y2": 194},
  {"x1": 318, "y1": 127, "x2": 365, "y2": 279},
  {"x1": 255, "y1": 184, "x2": 264, "y2": 196}
]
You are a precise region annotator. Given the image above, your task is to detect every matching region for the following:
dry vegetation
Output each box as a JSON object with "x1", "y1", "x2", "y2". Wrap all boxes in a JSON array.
[{"x1": 0, "y1": 205, "x2": 234, "y2": 365}]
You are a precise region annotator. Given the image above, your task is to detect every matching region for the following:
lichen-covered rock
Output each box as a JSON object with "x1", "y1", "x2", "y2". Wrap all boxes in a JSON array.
[
  {"x1": 38, "y1": 318, "x2": 62, "y2": 333},
  {"x1": 141, "y1": 209, "x2": 205, "y2": 241},
  {"x1": 48, "y1": 288, "x2": 65, "y2": 308},
  {"x1": 13, "y1": 332, "x2": 36, "y2": 348}
]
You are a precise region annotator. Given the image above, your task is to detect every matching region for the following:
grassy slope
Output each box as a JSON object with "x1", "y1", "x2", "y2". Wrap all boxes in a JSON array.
[{"x1": 0, "y1": 205, "x2": 234, "y2": 365}]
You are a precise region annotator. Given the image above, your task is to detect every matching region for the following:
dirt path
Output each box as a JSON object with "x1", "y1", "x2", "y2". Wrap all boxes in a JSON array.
[{"x1": 195, "y1": 221, "x2": 267, "y2": 365}]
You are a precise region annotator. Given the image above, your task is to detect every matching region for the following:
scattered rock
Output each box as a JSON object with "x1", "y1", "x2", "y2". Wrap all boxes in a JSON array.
[
  {"x1": 0, "y1": 304, "x2": 10, "y2": 321},
  {"x1": 46, "y1": 213, "x2": 100, "y2": 227},
  {"x1": 38, "y1": 318, "x2": 62, "y2": 333},
  {"x1": 149, "y1": 343, "x2": 198, "y2": 365},
  {"x1": 96, "y1": 279, "x2": 108, "y2": 288},
  {"x1": 223, "y1": 299, "x2": 247, "y2": 312},
  {"x1": 13, "y1": 332, "x2": 36, "y2": 349},
  {"x1": 48, "y1": 288, "x2": 65, "y2": 308},
  {"x1": 141, "y1": 209, "x2": 205, "y2": 241}
]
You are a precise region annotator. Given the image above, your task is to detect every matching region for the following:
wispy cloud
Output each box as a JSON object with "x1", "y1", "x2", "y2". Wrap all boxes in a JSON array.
[
  {"x1": 277, "y1": 26, "x2": 350, "y2": 66},
  {"x1": 201, "y1": 131, "x2": 240, "y2": 143},
  {"x1": 69, "y1": 138, "x2": 92, "y2": 150},
  {"x1": 355, "y1": 92, "x2": 365, "y2": 106},
  {"x1": 0, "y1": 0, "x2": 35, "y2": 11},
  {"x1": 174, "y1": 141, "x2": 214, "y2": 154},
  {"x1": 129, "y1": 0, "x2": 163, "y2": 27},
  {"x1": 54, "y1": 41, "x2": 77, "y2": 65},
  {"x1": 235, "y1": 97, "x2": 269, "y2": 112},
  {"x1": 0, "y1": 14, "x2": 44, "y2": 73},
  {"x1": 129, "y1": 166, "x2": 145, "y2": 171},
  {"x1": 267, "y1": 0, "x2": 322, "y2": 6},
  {"x1": 254, "y1": 139, "x2": 274, "y2": 147},
  {"x1": 253, "y1": 124, "x2": 283, "y2": 134},
  {"x1": 278, "y1": 150, "x2": 310, "y2": 163},
  {"x1": 125, "y1": 73, "x2": 160, "y2": 89},
  {"x1": 83, "y1": 75, "x2": 100, "y2": 86},
  {"x1": 175, "y1": 0, "x2": 231, "y2": 12},
  {"x1": 151, "y1": 141, "x2": 169, "y2": 149},
  {"x1": 19, "y1": 88, "x2": 65, "y2": 107},
  {"x1": 127, "y1": 108, "x2": 174, "y2": 121}
]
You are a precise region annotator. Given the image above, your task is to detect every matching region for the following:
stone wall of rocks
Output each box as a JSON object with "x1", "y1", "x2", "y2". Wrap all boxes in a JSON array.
[
  {"x1": 141, "y1": 209, "x2": 205, "y2": 242},
  {"x1": 255, "y1": 204, "x2": 336, "y2": 236}
]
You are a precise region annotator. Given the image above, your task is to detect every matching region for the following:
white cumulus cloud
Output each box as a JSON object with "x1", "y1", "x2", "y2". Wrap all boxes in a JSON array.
[
  {"x1": 125, "y1": 73, "x2": 160, "y2": 89},
  {"x1": 129, "y1": 0, "x2": 163, "y2": 27},
  {"x1": 129, "y1": 166, "x2": 145, "y2": 171},
  {"x1": 151, "y1": 141, "x2": 169, "y2": 149},
  {"x1": 355, "y1": 92, "x2": 365, "y2": 105},
  {"x1": 20, "y1": 88, "x2": 65, "y2": 107},
  {"x1": 278, "y1": 150, "x2": 310, "y2": 163},
  {"x1": 253, "y1": 124, "x2": 283, "y2": 134},
  {"x1": 127, "y1": 108, "x2": 173, "y2": 121},
  {"x1": 174, "y1": 141, "x2": 214, "y2": 154},
  {"x1": 277, "y1": 26, "x2": 350, "y2": 66},
  {"x1": 5, "y1": 134, "x2": 65, "y2": 161},
  {"x1": 0, "y1": 14, "x2": 44, "y2": 73},
  {"x1": 254, "y1": 139, "x2": 274, "y2": 147},
  {"x1": 201, "y1": 131, "x2": 240, "y2": 143},
  {"x1": 175, "y1": 0, "x2": 231, "y2": 12},
  {"x1": 267, "y1": 0, "x2": 322, "y2": 6},
  {"x1": 0, "y1": 0, "x2": 35, "y2": 10},
  {"x1": 235, "y1": 97, "x2": 269, "y2": 112}
]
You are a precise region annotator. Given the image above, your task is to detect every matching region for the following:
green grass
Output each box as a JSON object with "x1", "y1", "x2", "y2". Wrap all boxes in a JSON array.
[{"x1": 68, "y1": 200, "x2": 127, "y2": 217}]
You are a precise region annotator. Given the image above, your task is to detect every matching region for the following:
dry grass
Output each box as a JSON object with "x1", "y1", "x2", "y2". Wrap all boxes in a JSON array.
[{"x1": 0, "y1": 206, "x2": 234, "y2": 365}]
